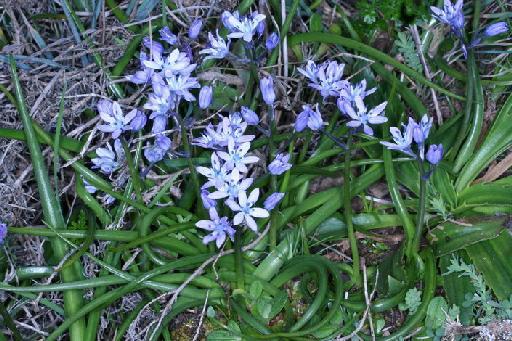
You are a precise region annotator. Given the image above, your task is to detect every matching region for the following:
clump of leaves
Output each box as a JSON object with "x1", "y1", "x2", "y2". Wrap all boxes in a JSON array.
[
  {"x1": 355, "y1": 0, "x2": 430, "y2": 31},
  {"x1": 399, "y1": 287, "x2": 422, "y2": 314},
  {"x1": 395, "y1": 31, "x2": 423, "y2": 72}
]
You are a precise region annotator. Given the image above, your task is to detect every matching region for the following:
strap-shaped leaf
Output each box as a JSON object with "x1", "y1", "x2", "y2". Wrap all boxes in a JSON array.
[{"x1": 465, "y1": 230, "x2": 512, "y2": 300}]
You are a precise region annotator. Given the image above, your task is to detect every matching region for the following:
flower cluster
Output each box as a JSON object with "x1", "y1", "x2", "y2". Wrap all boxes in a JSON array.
[
  {"x1": 381, "y1": 115, "x2": 443, "y2": 166},
  {"x1": 431, "y1": 0, "x2": 509, "y2": 56},
  {"x1": 296, "y1": 61, "x2": 387, "y2": 136},
  {"x1": 194, "y1": 106, "x2": 285, "y2": 247}
]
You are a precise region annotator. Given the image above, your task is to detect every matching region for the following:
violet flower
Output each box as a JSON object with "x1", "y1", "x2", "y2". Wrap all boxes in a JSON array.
[
  {"x1": 144, "y1": 136, "x2": 171, "y2": 163},
  {"x1": 298, "y1": 60, "x2": 348, "y2": 98},
  {"x1": 430, "y1": 0, "x2": 465, "y2": 39},
  {"x1": 260, "y1": 76, "x2": 275, "y2": 106},
  {"x1": 426, "y1": 144, "x2": 444, "y2": 165},
  {"x1": 197, "y1": 152, "x2": 229, "y2": 190},
  {"x1": 343, "y1": 97, "x2": 388, "y2": 136},
  {"x1": 380, "y1": 123, "x2": 415, "y2": 157},
  {"x1": 483, "y1": 22, "x2": 509, "y2": 37},
  {"x1": 241, "y1": 106, "x2": 259, "y2": 125},
  {"x1": 189, "y1": 19, "x2": 203, "y2": 39},
  {"x1": 199, "y1": 85, "x2": 213, "y2": 109},
  {"x1": 98, "y1": 100, "x2": 137, "y2": 138},
  {"x1": 143, "y1": 37, "x2": 164, "y2": 55},
  {"x1": 223, "y1": 10, "x2": 266, "y2": 43},
  {"x1": 0, "y1": 222, "x2": 7, "y2": 244},
  {"x1": 143, "y1": 48, "x2": 196, "y2": 78},
  {"x1": 160, "y1": 26, "x2": 177, "y2": 45},
  {"x1": 200, "y1": 189, "x2": 217, "y2": 209},
  {"x1": 196, "y1": 207, "x2": 235, "y2": 248},
  {"x1": 166, "y1": 74, "x2": 200, "y2": 103},
  {"x1": 208, "y1": 168, "x2": 253, "y2": 200},
  {"x1": 226, "y1": 189, "x2": 269, "y2": 232},
  {"x1": 217, "y1": 139, "x2": 259, "y2": 173},
  {"x1": 128, "y1": 110, "x2": 147, "y2": 132},
  {"x1": 264, "y1": 192, "x2": 284, "y2": 211},
  {"x1": 199, "y1": 30, "x2": 230, "y2": 61},
  {"x1": 337, "y1": 80, "x2": 377, "y2": 111},
  {"x1": 268, "y1": 153, "x2": 292, "y2": 175},
  {"x1": 266, "y1": 32, "x2": 279, "y2": 51},
  {"x1": 92, "y1": 139, "x2": 124, "y2": 174},
  {"x1": 295, "y1": 104, "x2": 324, "y2": 132}
]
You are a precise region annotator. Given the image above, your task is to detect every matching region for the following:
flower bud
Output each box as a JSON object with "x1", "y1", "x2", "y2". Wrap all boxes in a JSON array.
[
  {"x1": 266, "y1": 32, "x2": 279, "y2": 51},
  {"x1": 426, "y1": 144, "x2": 443, "y2": 165},
  {"x1": 188, "y1": 19, "x2": 203, "y2": 39},
  {"x1": 199, "y1": 85, "x2": 213, "y2": 109},
  {"x1": 259, "y1": 76, "x2": 275, "y2": 106}
]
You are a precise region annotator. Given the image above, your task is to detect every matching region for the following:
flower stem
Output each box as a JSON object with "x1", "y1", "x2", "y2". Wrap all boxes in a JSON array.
[
  {"x1": 234, "y1": 228, "x2": 245, "y2": 290},
  {"x1": 414, "y1": 161, "x2": 427, "y2": 253},
  {"x1": 343, "y1": 132, "x2": 361, "y2": 286}
]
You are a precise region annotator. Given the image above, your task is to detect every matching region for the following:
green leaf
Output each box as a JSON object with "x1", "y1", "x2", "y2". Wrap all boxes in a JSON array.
[
  {"x1": 207, "y1": 331, "x2": 242, "y2": 341},
  {"x1": 425, "y1": 297, "x2": 449, "y2": 330},
  {"x1": 249, "y1": 281, "x2": 263, "y2": 300},
  {"x1": 465, "y1": 230, "x2": 512, "y2": 300},
  {"x1": 399, "y1": 288, "x2": 422, "y2": 314},
  {"x1": 456, "y1": 93, "x2": 512, "y2": 191}
]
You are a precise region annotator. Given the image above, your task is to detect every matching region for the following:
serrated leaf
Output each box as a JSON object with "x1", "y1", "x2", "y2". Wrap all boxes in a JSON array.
[
  {"x1": 465, "y1": 230, "x2": 512, "y2": 300},
  {"x1": 425, "y1": 297, "x2": 449, "y2": 330}
]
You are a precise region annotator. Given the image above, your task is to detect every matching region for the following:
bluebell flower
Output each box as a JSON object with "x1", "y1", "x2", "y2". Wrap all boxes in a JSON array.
[
  {"x1": 196, "y1": 207, "x2": 235, "y2": 248},
  {"x1": 337, "y1": 80, "x2": 377, "y2": 111},
  {"x1": 222, "y1": 10, "x2": 240, "y2": 31},
  {"x1": 260, "y1": 76, "x2": 275, "y2": 106},
  {"x1": 223, "y1": 10, "x2": 266, "y2": 43},
  {"x1": 266, "y1": 32, "x2": 279, "y2": 51},
  {"x1": 268, "y1": 153, "x2": 292, "y2": 175},
  {"x1": 426, "y1": 144, "x2": 444, "y2": 165},
  {"x1": 143, "y1": 37, "x2": 164, "y2": 55},
  {"x1": 298, "y1": 60, "x2": 348, "y2": 98},
  {"x1": 166, "y1": 74, "x2": 200, "y2": 103},
  {"x1": 217, "y1": 139, "x2": 259, "y2": 173},
  {"x1": 254, "y1": 12, "x2": 265, "y2": 37},
  {"x1": 97, "y1": 100, "x2": 138, "y2": 138},
  {"x1": 188, "y1": 19, "x2": 203, "y2": 39},
  {"x1": 295, "y1": 104, "x2": 324, "y2": 132},
  {"x1": 200, "y1": 189, "x2": 217, "y2": 209},
  {"x1": 126, "y1": 52, "x2": 154, "y2": 84},
  {"x1": 264, "y1": 192, "x2": 284, "y2": 211},
  {"x1": 144, "y1": 136, "x2": 171, "y2": 163},
  {"x1": 483, "y1": 22, "x2": 509, "y2": 37},
  {"x1": 199, "y1": 30, "x2": 230, "y2": 61},
  {"x1": 410, "y1": 115, "x2": 433, "y2": 144},
  {"x1": 197, "y1": 152, "x2": 229, "y2": 189},
  {"x1": 226, "y1": 189, "x2": 269, "y2": 232},
  {"x1": 430, "y1": 0, "x2": 465, "y2": 39},
  {"x1": 343, "y1": 97, "x2": 388, "y2": 136},
  {"x1": 143, "y1": 48, "x2": 196, "y2": 78},
  {"x1": 83, "y1": 178, "x2": 97, "y2": 194},
  {"x1": 199, "y1": 85, "x2": 213, "y2": 109},
  {"x1": 92, "y1": 139, "x2": 124, "y2": 174},
  {"x1": 0, "y1": 222, "x2": 7, "y2": 244},
  {"x1": 192, "y1": 124, "x2": 219, "y2": 149},
  {"x1": 155, "y1": 134, "x2": 172, "y2": 151},
  {"x1": 217, "y1": 115, "x2": 254, "y2": 147},
  {"x1": 209, "y1": 168, "x2": 253, "y2": 200},
  {"x1": 241, "y1": 106, "x2": 259, "y2": 125},
  {"x1": 160, "y1": 26, "x2": 177, "y2": 45},
  {"x1": 381, "y1": 122, "x2": 415, "y2": 157},
  {"x1": 128, "y1": 110, "x2": 147, "y2": 132}
]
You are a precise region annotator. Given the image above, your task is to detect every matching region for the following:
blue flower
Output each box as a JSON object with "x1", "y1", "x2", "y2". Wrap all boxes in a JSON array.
[
  {"x1": 295, "y1": 104, "x2": 324, "y2": 132},
  {"x1": 343, "y1": 97, "x2": 388, "y2": 136},
  {"x1": 217, "y1": 139, "x2": 259, "y2": 173},
  {"x1": 197, "y1": 152, "x2": 229, "y2": 190},
  {"x1": 188, "y1": 19, "x2": 203, "y2": 39},
  {"x1": 268, "y1": 153, "x2": 292, "y2": 175},
  {"x1": 266, "y1": 32, "x2": 279, "y2": 51},
  {"x1": 126, "y1": 52, "x2": 154, "y2": 84},
  {"x1": 409, "y1": 115, "x2": 433, "y2": 159},
  {"x1": 143, "y1": 37, "x2": 164, "y2": 55},
  {"x1": 159, "y1": 26, "x2": 177, "y2": 45},
  {"x1": 381, "y1": 122, "x2": 415, "y2": 157},
  {"x1": 226, "y1": 188, "x2": 269, "y2": 232},
  {"x1": 471, "y1": 22, "x2": 510, "y2": 47},
  {"x1": 128, "y1": 110, "x2": 147, "y2": 132},
  {"x1": 430, "y1": 0, "x2": 465, "y2": 39},
  {"x1": 144, "y1": 135, "x2": 171, "y2": 163},
  {"x1": 166, "y1": 74, "x2": 200, "y2": 103},
  {"x1": 199, "y1": 85, "x2": 213, "y2": 109},
  {"x1": 143, "y1": 48, "x2": 196, "y2": 78},
  {"x1": 264, "y1": 192, "x2": 284, "y2": 211},
  {"x1": 199, "y1": 30, "x2": 230, "y2": 61},
  {"x1": 241, "y1": 106, "x2": 259, "y2": 125},
  {"x1": 97, "y1": 100, "x2": 139, "y2": 138},
  {"x1": 92, "y1": 139, "x2": 125, "y2": 174},
  {"x1": 298, "y1": 60, "x2": 348, "y2": 98},
  {"x1": 223, "y1": 10, "x2": 266, "y2": 43},
  {"x1": 200, "y1": 189, "x2": 217, "y2": 209},
  {"x1": 259, "y1": 76, "x2": 275, "y2": 106},
  {"x1": 0, "y1": 222, "x2": 7, "y2": 244},
  {"x1": 196, "y1": 207, "x2": 235, "y2": 248},
  {"x1": 337, "y1": 80, "x2": 377, "y2": 110},
  {"x1": 209, "y1": 168, "x2": 253, "y2": 200},
  {"x1": 426, "y1": 144, "x2": 444, "y2": 165}
]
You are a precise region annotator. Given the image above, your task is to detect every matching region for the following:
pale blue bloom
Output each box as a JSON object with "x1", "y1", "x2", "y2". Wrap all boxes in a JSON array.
[
  {"x1": 145, "y1": 75, "x2": 175, "y2": 120},
  {"x1": 143, "y1": 37, "x2": 164, "y2": 55},
  {"x1": 343, "y1": 97, "x2": 388, "y2": 136},
  {"x1": 217, "y1": 139, "x2": 259, "y2": 173},
  {"x1": 409, "y1": 115, "x2": 433, "y2": 160},
  {"x1": 266, "y1": 32, "x2": 279, "y2": 50},
  {"x1": 92, "y1": 139, "x2": 124, "y2": 174},
  {"x1": 430, "y1": 0, "x2": 465, "y2": 39},
  {"x1": 160, "y1": 26, "x2": 177, "y2": 45},
  {"x1": 298, "y1": 60, "x2": 348, "y2": 98},
  {"x1": 128, "y1": 110, "x2": 147, "y2": 131},
  {"x1": 483, "y1": 22, "x2": 509, "y2": 37},
  {"x1": 192, "y1": 123, "x2": 219, "y2": 149},
  {"x1": 295, "y1": 104, "x2": 324, "y2": 132},
  {"x1": 201, "y1": 189, "x2": 217, "y2": 209},
  {"x1": 223, "y1": 10, "x2": 266, "y2": 43},
  {"x1": 144, "y1": 135, "x2": 171, "y2": 163},
  {"x1": 199, "y1": 85, "x2": 213, "y2": 109},
  {"x1": 0, "y1": 222, "x2": 7, "y2": 244},
  {"x1": 97, "y1": 100, "x2": 138, "y2": 138},
  {"x1": 260, "y1": 76, "x2": 275, "y2": 106},
  {"x1": 208, "y1": 168, "x2": 253, "y2": 200},
  {"x1": 268, "y1": 153, "x2": 292, "y2": 175},
  {"x1": 166, "y1": 74, "x2": 200, "y2": 102},
  {"x1": 381, "y1": 122, "x2": 415, "y2": 157},
  {"x1": 189, "y1": 19, "x2": 203, "y2": 39},
  {"x1": 197, "y1": 152, "x2": 229, "y2": 190},
  {"x1": 126, "y1": 52, "x2": 153, "y2": 84},
  {"x1": 226, "y1": 188, "x2": 269, "y2": 232},
  {"x1": 337, "y1": 80, "x2": 377, "y2": 111},
  {"x1": 83, "y1": 178, "x2": 97, "y2": 194},
  {"x1": 241, "y1": 106, "x2": 259, "y2": 125},
  {"x1": 199, "y1": 30, "x2": 230, "y2": 61},
  {"x1": 264, "y1": 192, "x2": 284, "y2": 211},
  {"x1": 143, "y1": 48, "x2": 196, "y2": 78},
  {"x1": 196, "y1": 207, "x2": 235, "y2": 248},
  {"x1": 427, "y1": 144, "x2": 444, "y2": 165}
]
